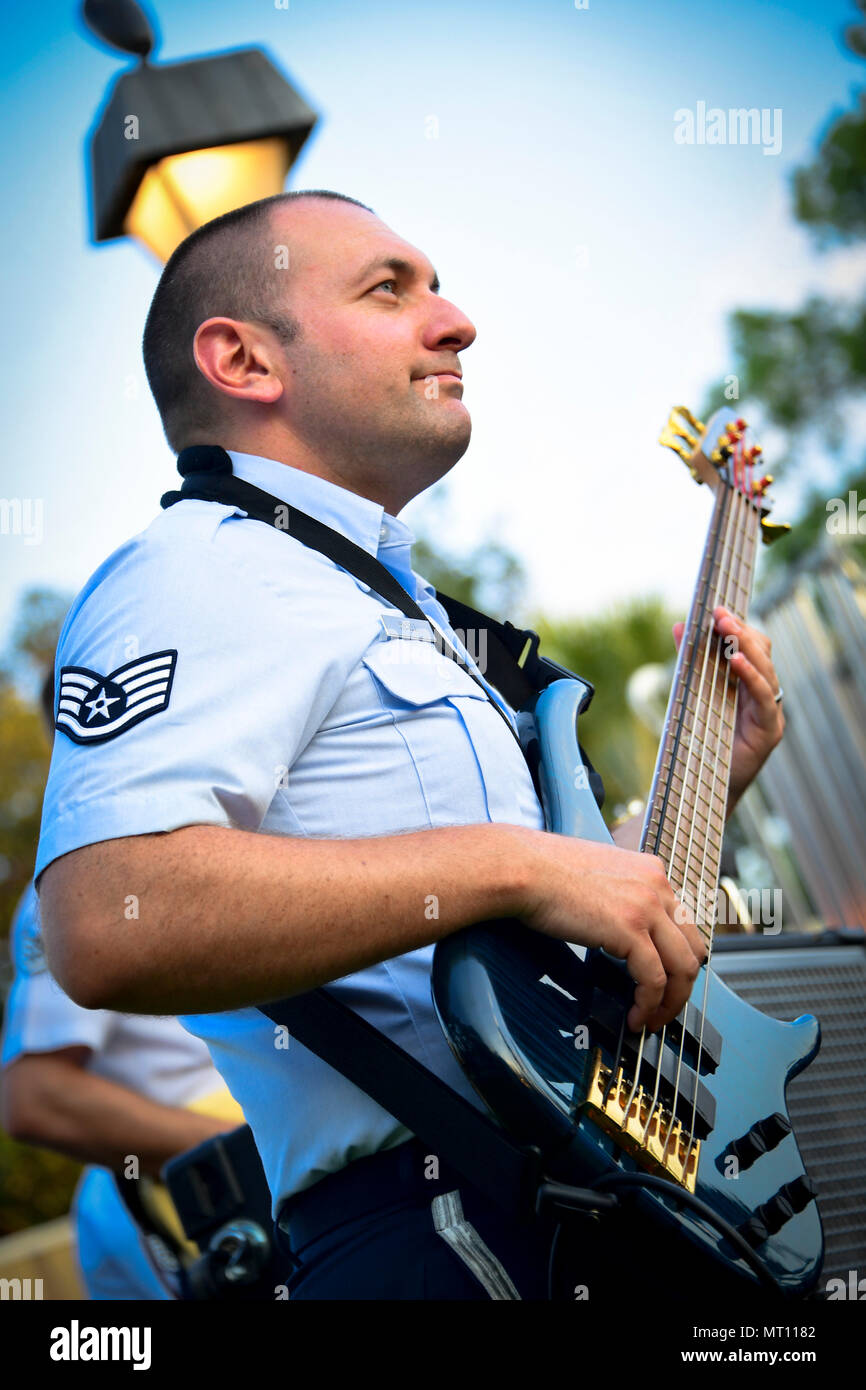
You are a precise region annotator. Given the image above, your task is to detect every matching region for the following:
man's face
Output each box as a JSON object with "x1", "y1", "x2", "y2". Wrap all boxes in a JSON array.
[{"x1": 266, "y1": 198, "x2": 477, "y2": 511}]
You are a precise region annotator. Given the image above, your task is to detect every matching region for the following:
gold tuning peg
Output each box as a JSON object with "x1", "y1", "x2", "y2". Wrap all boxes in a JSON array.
[
  {"x1": 711, "y1": 442, "x2": 733, "y2": 467},
  {"x1": 675, "y1": 405, "x2": 706, "y2": 434},
  {"x1": 760, "y1": 517, "x2": 792, "y2": 545},
  {"x1": 659, "y1": 406, "x2": 706, "y2": 482}
]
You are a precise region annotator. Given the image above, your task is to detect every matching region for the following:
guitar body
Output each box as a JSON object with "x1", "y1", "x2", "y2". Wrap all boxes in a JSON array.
[{"x1": 432, "y1": 678, "x2": 824, "y2": 1296}]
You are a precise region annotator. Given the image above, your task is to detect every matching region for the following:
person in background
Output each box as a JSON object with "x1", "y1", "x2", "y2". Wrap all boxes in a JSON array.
[{"x1": 0, "y1": 670, "x2": 244, "y2": 1298}]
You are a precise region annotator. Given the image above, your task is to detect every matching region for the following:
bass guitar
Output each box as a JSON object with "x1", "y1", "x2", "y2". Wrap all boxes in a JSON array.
[{"x1": 432, "y1": 406, "x2": 823, "y2": 1297}]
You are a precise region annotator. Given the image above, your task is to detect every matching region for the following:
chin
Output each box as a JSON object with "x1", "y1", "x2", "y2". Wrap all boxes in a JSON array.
[{"x1": 434, "y1": 414, "x2": 472, "y2": 463}]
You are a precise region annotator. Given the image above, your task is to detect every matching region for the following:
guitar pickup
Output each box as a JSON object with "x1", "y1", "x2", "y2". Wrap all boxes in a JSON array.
[
  {"x1": 587, "y1": 996, "x2": 716, "y2": 1138},
  {"x1": 591, "y1": 950, "x2": 722, "y2": 1068}
]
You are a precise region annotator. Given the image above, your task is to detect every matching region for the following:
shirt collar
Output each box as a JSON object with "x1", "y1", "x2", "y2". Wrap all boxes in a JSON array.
[{"x1": 226, "y1": 451, "x2": 436, "y2": 602}]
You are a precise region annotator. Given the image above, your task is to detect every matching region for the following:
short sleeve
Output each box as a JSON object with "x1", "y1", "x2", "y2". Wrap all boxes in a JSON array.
[
  {"x1": 0, "y1": 883, "x2": 113, "y2": 1063},
  {"x1": 34, "y1": 501, "x2": 381, "y2": 883}
]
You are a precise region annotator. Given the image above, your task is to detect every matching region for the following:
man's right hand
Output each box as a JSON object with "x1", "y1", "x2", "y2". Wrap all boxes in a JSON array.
[{"x1": 508, "y1": 829, "x2": 707, "y2": 1035}]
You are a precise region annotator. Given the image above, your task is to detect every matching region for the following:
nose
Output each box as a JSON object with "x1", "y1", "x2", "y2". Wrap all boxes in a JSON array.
[{"x1": 423, "y1": 295, "x2": 476, "y2": 355}]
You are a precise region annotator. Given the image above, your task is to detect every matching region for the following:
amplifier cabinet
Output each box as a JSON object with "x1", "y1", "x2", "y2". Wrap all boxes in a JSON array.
[{"x1": 714, "y1": 932, "x2": 866, "y2": 1287}]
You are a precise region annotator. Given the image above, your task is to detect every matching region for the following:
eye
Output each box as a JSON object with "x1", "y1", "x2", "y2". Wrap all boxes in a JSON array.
[{"x1": 371, "y1": 279, "x2": 399, "y2": 295}]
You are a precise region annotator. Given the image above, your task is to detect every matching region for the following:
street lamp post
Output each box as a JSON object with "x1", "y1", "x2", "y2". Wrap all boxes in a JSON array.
[{"x1": 82, "y1": 0, "x2": 318, "y2": 262}]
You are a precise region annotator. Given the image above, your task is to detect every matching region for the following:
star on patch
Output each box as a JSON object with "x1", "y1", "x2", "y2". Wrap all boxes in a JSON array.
[{"x1": 55, "y1": 650, "x2": 178, "y2": 745}]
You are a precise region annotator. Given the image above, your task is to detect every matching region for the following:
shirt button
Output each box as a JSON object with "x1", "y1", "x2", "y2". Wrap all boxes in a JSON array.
[{"x1": 379, "y1": 524, "x2": 387, "y2": 542}]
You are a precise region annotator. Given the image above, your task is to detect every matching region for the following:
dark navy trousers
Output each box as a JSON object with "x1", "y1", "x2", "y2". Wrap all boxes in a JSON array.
[{"x1": 273, "y1": 1137, "x2": 569, "y2": 1301}]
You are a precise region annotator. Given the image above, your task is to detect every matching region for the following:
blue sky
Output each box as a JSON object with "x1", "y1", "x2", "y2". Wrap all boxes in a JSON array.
[{"x1": 2, "y1": 0, "x2": 865, "y2": 646}]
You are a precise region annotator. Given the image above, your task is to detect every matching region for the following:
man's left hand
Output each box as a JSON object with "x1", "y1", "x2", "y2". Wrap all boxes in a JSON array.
[{"x1": 672, "y1": 606, "x2": 785, "y2": 814}]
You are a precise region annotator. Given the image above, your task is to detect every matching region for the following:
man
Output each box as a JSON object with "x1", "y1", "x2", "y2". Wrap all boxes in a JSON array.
[
  {"x1": 1, "y1": 674, "x2": 245, "y2": 1298},
  {"x1": 35, "y1": 190, "x2": 785, "y2": 1299}
]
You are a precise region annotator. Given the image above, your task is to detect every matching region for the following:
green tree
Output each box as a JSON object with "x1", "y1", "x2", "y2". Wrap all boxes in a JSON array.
[
  {"x1": 0, "y1": 588, "x2": 80, "y2": 1236},
  {"x1": 793, "y1": 1, "x2": 866, "y2": 243},
  {"x1": 0, "y1": 586, "x2": 70, "y2": 968},
  {"x1": 0, "y1": 677, "x2": 53, "y2": 979},
  {"x1": 701, "y1": 3, "x2": 866, "y2": 579},
  {"x1": 535, "y1": 597, "x2": 678, "y2": 817}
]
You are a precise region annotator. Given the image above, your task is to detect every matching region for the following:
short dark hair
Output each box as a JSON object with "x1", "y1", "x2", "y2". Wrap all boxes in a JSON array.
[{"x1": 142, "y1": 190, "x2": 375, "y2": 452}]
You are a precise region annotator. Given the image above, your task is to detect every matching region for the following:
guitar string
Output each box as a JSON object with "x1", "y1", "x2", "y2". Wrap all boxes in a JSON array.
[
  {"x1": 655, "y1": 465, "x2": 744, "y2": 1165},
  {"x1": 682, "y1": 453, "x2": 761, "y2": 1168},
  {"x1": 678, "y1": 455, "x2": 759, "y2": 1170},
  {"x1": 603, "y1": 470, "x2": 732, "y2": 1135},
  {"x1": 677, "y1": 446, "x2": 760, "y2": 1165},
  {"x1": 663, "y1": 451, "x2": 758, "y2": 1167},
  {"x1": 643, "y1": 436, "x2": 758, "y2": 1170},
  {"x1": 636, "y1": 477, "x2": 737, "y2": 1150},
  {"x1": 632, "y1": 444, "x2": 752, "y2": 1156}
]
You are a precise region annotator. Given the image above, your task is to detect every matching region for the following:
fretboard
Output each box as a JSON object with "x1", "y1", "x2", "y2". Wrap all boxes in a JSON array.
[{"x1": 641, "y1": 482, "x2": 761, "y2": 944}]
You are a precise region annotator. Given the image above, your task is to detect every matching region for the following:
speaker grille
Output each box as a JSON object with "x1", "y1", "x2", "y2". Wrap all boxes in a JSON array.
[{"x1": 715, "y1": 941, "x2": 866, "y2": 1283}]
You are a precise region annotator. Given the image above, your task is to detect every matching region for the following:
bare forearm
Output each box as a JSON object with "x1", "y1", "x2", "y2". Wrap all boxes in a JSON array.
[
  {"x1": 3, "y1": 1059, "x2": 230, "y2": 1176},
  {"x1": 41, "y1": 821, "x2": 529, "y2": 1015}
]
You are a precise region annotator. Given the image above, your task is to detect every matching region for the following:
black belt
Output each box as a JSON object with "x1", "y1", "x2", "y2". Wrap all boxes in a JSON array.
[{"x1": 277, "y1": 1138, "x2": 478, "y2": 1253}]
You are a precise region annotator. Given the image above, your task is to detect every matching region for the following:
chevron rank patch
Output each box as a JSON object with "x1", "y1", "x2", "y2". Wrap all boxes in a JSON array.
[{"x1": 55, "y1": 650, "x2": 178, "y2": 745}]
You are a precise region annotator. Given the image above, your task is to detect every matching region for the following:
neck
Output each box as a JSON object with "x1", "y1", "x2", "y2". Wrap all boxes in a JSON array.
[
  {"x1": 640, "y1": 481, "x2": 761, "y2": 946},
  {"x1": 212, "y1": 418, "x2": 449, "y2": 515}
]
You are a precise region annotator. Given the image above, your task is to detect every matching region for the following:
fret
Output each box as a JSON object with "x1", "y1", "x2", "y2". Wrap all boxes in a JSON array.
[
  {"x1": 656, "y1": 850, "x2": 722, "y2": 895},
  {"x1": 665, "y1": 870, "x2": 723, "y2": 914},
  {"x1": 666, "y1": 754, "x2": 733, "y2": 788},
  {"x1": 670, "y1": 690, "x2": 737, "y2": 724},
  {"x1": 671, "y1": 679, "x2": 738, "y2": 715},
  {"x1": 664, "y1": 717, "x2": 735, "y2": 755},
  {"x1": 649, "y1": 812, "x2": 724, "y2": 858},
  {"x1": 663, "y1": 745, "x2": 733, "y2": 786},
  {"x1": 710, "y1": 579, "x2": 751, "y2": 607},
  {"x1": 651, "y1": 862, "x2": 723, "y2": 905},
  {"x1": 664, "y1": 716, "x2": 735, "y2": 752},
  {"x1": 709, "y1": 550, "x2": 753, "y2": 578},
  {"x1": 653, "y1": 817, "x2": 722, "y2": 861},
  {"x1": 654, "y1": 843, "x2": 723, "y2": 887},
  {"x1": 660, "y1": 744, "x2": 733, "y2": 789},
  {"x1": 653, "y1": 767, "x2": 728, "y2": 817},
  {"x1": 712, "y1": 559, "x2": 753, "y2": 584},
  {"x1": 667, "y1": 717, "x2": 733, "y2": 750},
  {"x1": 673, "y1": 678, "x2": 738, "y2": 717},
  {"x1": 656, "y1": 789, "x2": 722, "y2": 839}
]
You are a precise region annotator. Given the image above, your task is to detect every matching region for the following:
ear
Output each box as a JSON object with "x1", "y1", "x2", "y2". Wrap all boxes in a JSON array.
[{"x1": 193, "y1": 318, "x2": 284, "y2": 407}]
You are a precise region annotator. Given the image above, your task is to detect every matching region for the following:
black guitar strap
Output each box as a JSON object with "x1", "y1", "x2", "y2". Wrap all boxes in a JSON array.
[{"x1": 160, "y1": 445, "x2": 602, "y2": 1220}]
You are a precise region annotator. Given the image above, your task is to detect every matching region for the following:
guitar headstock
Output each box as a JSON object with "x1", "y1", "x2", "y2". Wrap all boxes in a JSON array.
[{"x1": 659, "y1": 405, "x2": 791, "y2": 545}]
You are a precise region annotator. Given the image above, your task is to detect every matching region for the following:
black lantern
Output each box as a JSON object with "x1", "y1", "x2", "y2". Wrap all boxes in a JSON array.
[{"x1": 82, "y1": 0, "x2": 318, "y2": 262}]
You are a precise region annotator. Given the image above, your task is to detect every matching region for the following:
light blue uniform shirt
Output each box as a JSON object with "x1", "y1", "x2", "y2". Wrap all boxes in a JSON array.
[{"x1": 35, "y1": 450, "x2": 545, "y2": 1214}]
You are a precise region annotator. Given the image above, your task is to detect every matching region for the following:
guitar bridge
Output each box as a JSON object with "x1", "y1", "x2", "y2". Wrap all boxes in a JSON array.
[{"x1": 584, "y1": 1049, "x2": 700, "y2": 1192}]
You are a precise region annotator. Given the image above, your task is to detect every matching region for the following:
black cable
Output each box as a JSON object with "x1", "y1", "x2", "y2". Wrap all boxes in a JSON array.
[{"x1": 589, "y1": 1170, "x2": 789, "y2": 1295}]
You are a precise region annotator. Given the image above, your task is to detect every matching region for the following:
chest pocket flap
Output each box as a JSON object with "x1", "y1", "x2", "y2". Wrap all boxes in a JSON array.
[{"x1": 362, "y1": 636, "x2": 491, "y2": 707}]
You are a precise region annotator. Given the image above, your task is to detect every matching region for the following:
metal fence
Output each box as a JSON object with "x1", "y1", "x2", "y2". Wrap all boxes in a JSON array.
[{"x1": 749, "y1": 539, "x2": 866, "y2": 930}]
